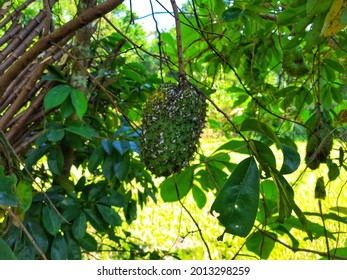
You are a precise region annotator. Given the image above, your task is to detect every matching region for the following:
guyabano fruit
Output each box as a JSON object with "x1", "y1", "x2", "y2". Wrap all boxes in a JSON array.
[
  {"x1": 141, "y1": 81, "x2": 207, "y2": 177},
  {"x1": 283, "y1": 48, "x2": 310, "y2": 77},
  {"x1": 305, "y1": 111, "x2": 333, "y2": 170}
]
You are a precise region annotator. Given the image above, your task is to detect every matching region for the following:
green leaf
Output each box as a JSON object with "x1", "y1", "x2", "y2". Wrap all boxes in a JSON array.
[
  {"x1": 102, "y1": 154, "x2": 114, "y2": 181},
  {"x1": 84, "y1": 207, "x2": 108, "y2": 232},
  {"x1": 271, "y1": 170, "x2": 313, "y2": 239},
  {"x1": 88, "y1": 145, "x2": 105, "y2": 173},
  {"x1": 271, "y1": 171, "x2": 294, "y2": 222},
  {"x1": 321, "y1": 248, "x2": 347, "y2": 259},
  {"x1": 124, "y1": 199, "x2": 137, "y2": 224},
  {"x1": 25, "y1": 145, "x2": 50, "y2": 172},
  {"x1": 46, "y1": 65, "x2": 67, "y2": 82},
  {"x1": 278, "y1": 6, "x2": 306, "y2": 26},
  {"x1": 196, "y1": 164, "x2": 228, "y2": 191},
  {"x1": 26, "y1": 222, "x2": 49, "y2": 254},
  {"x1": 0, "y1": 167, "x2": 19, "y2": 207},
  {"x1": 331, "y1": 87, "x2": 343, "y2": 103},
  {"x1": 60, "y1": 98, "x2": 75, "y2": 119},
  {"x1": 327, "y1": 160, "x2": 340, "y2": 181},
  {"x1": 257, "y1": 180, "x2": 278, "y2": 222},
  {"x1": 324, "y1": 58, "x2": 345, "y2": 73},
  {"x1": 304, "y1": 211, "x2": 347, "y2": 225},
  {"x1": 160, "y1": 167, "x2": 194, "y2": 202},
  {"x1": 241, "y1": 118, "x2": 282, "y2": 148},
  {"x1": 72, "y1": 212, "x2": 87, "y2": 240},
  {"x1": 97, "y1": 204, "x2": 122, "y2": 227},
  {"x1": 16, "y1": 180, "x2": 32, "y2": 212},
  {"x1": 280, "y1": 144, "x2": 301, "y2": 174},
  {"x1": 47, "y1": 128, "x2": 65, "y2": 142},
  {"x1": 112, "y1": 140, "x2": 130, "y2": 155},
  {"x1": 42, "y1": 205, "x2": 61, "y2": 236},
  {"x1": 0, "y1": 165, "x2": 17, "y2": 193},
  {"x1": 211, "y1": 157, "x2": 260, "y2": 237},
  {"x1": 283, "y1": 216, "x2": 333, "y2": 240},
  {"x1": 251, "y1": 140, "x2": 276, "y2": 171},
  {"x1": 215, "y1": 140, "x2": 249, "y2": 154},
  {"x1": 306, "y1": 0, "x2": 319, "y2": 15},
  {"x1": 340, "y1": 6, "x2": 347, "y2": 24},
  {"x1": 98, "y1": 190, "x2": 126, "y2": 208},
  {"x1": 222, "y1": 7, "x2": 243, "y2": 21},
  {"x1": 246, "y1": 230, "x2": 276, "y2": 259},
  {"x1": 275, "y1": 225, "x2": 300, "y2": 248},
  {"x1": 114, "y1": 152, "x2": 130, "y2": 181},
  {"x1": 161, "y1": 32, "x2": 176, "y2": 51},
  {"x1": 101, "y1": 139, "x2": 113, "y2": 154},
  {"x1": 192, "y1": 185, "x2": 207, "y2": 209},
  {"x1": 233, "y1": 94, "x2": 250, "y2": 107},
  {"x1": 66, "y1": 234, "x2": 81, "y2": 260},
  {"x1": 62, "y1": 205, "x2": 81, "y2": 222},
  {"x1": 208, "y1": 119, "x2": 222, "y2": 129},
  {"x1": 79, "y1": 233, "x2": 97, "y2": 252},
  {"x1": 51, "y1": 233, "x2": 68, "y2": 260},
  {"x1": 44, "y1": 85, "x2": 71, "y2": 110},
  {"x1": 120, "y1": 69, "x2": 144, "y2": 83},
  {"x1": 65, "y1": 121, "x2": 97, "y2": 139},
  {"x1": 0, "y1": 238, "x2": 16, "y2": 260},
  {"x1": 47, "y1": 146, "x2": 64, "y2": 175},
  {"x1": 0, "y1": 192, "x2": 18, "y2": 207},
  {"x1": 71, "y1": 88, "x2": 88, "y2": 119}
]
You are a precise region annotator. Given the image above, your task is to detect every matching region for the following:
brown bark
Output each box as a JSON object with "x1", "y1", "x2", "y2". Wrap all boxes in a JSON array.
[
  {"x1": 0, "y1": 0, "x2": 36, "y2": 28},
  {"x1": 61, "y1": 0, "x2": 98, "y2": 177},
  {"x1": 0, "y1": 0, "x2": 124, "y2": 97}
]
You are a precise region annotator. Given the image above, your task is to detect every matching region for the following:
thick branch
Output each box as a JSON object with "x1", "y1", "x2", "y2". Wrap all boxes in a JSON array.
[
  {"x1": 0, "y1": 0, "x2": 36, "y2": 28},
  {"x1": 0, "y1": 0, "x2": 124, "y2": 98},
  {"x1": 170, "y1": 0, "x2": 185, "y2": 81}
]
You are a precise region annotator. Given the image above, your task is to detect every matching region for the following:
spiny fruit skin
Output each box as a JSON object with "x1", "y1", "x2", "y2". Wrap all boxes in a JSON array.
[
  {"x1": 141, "y1": 81, "x2": 207, "y2": 177},
  {"x1": 283, "y1": 48, "x2": 310, "y2": 77},
  {"x1": 305, "y1": 112, "x2": 333, "y2": 170}
]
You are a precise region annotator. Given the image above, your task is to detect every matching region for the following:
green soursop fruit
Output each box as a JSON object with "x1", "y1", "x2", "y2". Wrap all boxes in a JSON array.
[
  {"x1": 305, "y1": 111, "x2": 333, "y2": 170},
  {"x1": 141, "y1": 81, "x2": 207, "y2": 177},
  {"x1": 283, "y1": 48, "x2": 310, "y2": 77}
]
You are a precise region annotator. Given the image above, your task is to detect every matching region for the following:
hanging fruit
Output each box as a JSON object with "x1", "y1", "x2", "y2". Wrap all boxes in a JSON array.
[
  {"x1": 305, "y1": 111, "x2": 333, "y2": 170},
  {"x1": 282, "y1": 48, "x2": 310, "y2": 77},
  {"x1": 141, "y1": 81, "x2": 207, "y2": 177}
]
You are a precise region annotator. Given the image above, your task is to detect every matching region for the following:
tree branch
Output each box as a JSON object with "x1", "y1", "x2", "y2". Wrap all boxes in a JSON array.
[
  {"x1": 255, "y1": 225, "x2": 347, "y2": 260},
  {"x1": 170, "y1": 0, "x2": 185, "y2": 82},
  {"x1": 0, "y1": 0, "x2": 124, "y2": 97}
]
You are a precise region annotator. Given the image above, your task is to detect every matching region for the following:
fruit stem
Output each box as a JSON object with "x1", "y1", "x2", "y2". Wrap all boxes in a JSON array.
[{"x1": 170, "y1": 0, "x2": 185, "y2": 83}]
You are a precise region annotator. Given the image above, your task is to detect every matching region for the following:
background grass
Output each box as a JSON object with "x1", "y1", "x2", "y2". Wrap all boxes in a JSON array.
[{"x1": 115, "y1": 137, "x2": 347, "y2": 260}]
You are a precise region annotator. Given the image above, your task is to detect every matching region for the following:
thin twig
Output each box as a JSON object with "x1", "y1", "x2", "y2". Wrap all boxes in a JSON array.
[
  {"x1": 318, "y1": 200, "x2": 330, "y2": 259},
  {"x1": 149, "y1": 0, "x2": 163, "y2": 80},
  {"x1": 173, "y1": 174, "x2": 212, "y2": 260},
  {"x1": 6, "y1": 207, "x2": 47, "y2": 260}
]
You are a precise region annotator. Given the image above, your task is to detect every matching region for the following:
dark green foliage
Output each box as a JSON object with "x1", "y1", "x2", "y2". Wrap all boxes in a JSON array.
[
  {"x1": 0, "y1": 238, "x2": 16, "y2": 260},
  {"x1": 141, "y1": 81, "x2": 207, "y2": 177},
  {"x1": 211, "y1": 157, "x2": 260, "y2": 237},
  {"x1": 1, "y1": 0, "x2": 347, "y2": 261},
  {"x1": 246, "y1": 230, "x2": 277, "y2": 259},
  {"x1": 314, "y1": 177, "x2": 326, "y2": 199}
]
